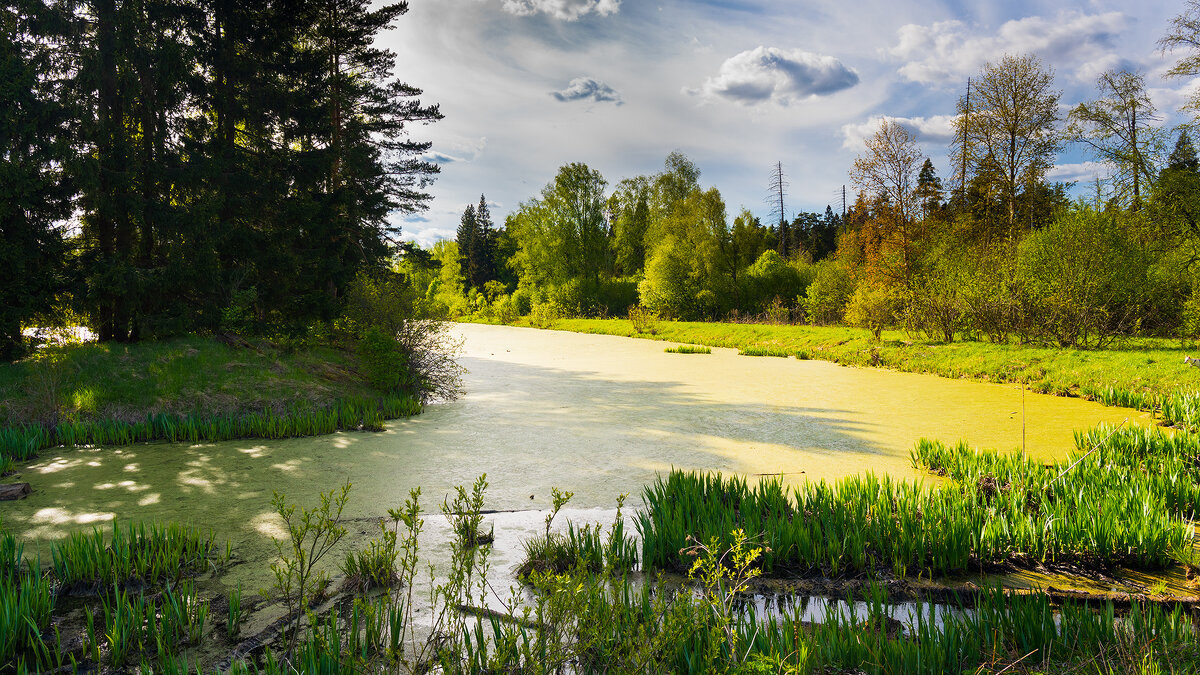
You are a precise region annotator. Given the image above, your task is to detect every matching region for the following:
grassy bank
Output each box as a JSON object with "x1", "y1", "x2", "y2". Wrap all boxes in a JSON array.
[
  {"x1": 0, "y1": 336, "x2": 421, "y2": 469},
  {"x1": 498, "y1": 317, "x2": 1200, "y2": 408}
]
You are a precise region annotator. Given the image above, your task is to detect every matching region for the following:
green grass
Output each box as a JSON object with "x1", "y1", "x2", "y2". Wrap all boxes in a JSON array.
[
  {"x1": 0, "y1": 337, "x2": 386, "y2": 425},
  {"x1": 523, "y1": 318, "x2": 1200, "y2": 408},
  {"x1": 0, "y1": 336, "x2": 425, "y2": 468},
  {"x1": 738, "y1": 345, "x2": 792, "y2": 357},
  {"x1": 51, "y1": 520, "x2": 217, "y2": 590},
  {"x1": 638, "y1": 422, "x2": 1200, "y2": 578},
  {"x1": 664, "y1": 344, "x2": 711, "y2": 354}
]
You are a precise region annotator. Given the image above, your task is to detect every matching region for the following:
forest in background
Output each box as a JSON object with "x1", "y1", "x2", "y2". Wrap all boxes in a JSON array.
[{"x1": 413, "y1": 15, "x2": 1200, "y2": 349}]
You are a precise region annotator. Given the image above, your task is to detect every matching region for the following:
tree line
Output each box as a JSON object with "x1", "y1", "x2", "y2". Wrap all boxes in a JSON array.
[
  {"x1": 1, "y1": 0, "x2": 439, "y2": 359},
  {"x1": 411, "y1": 4, "x2": 1200, "y2": 347}
]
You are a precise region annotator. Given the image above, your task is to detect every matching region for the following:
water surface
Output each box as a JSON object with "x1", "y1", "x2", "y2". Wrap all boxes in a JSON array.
[{"x1": 2, "y1": 323, "x2": 1144, "y2": 579}]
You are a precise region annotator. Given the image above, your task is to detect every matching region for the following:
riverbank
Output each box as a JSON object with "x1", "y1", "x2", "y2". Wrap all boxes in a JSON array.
[
  {"x1": 493, "y1": 317, "x2": 1200, "y2": 409},
  {"x1": 0, "y1": 335, "x2": 421, "y2": 470}
]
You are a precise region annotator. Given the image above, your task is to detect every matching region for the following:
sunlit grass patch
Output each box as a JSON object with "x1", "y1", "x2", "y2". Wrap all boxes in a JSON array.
[
  {"x1": 738, "y1": 345, "x2": 791, "y2": 357},
  {"x1": 664, "y1": 344, "x2": 711, "y2": 354}
]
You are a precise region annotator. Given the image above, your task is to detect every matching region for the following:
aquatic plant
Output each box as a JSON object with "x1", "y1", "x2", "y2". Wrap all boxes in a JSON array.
[
  {"x1": 268, "y1": 482, "x2": 352, "y2": 657},
  {"x1": 0, "y1": 573, "x2": 55, "y2": 665},
  {"x1": 51, "y1": 521, "x2": 216, "y2": 589},
  {"x1": 226, "y1": 583, "x2": 244, "y2": 640},
  {"x1": 664, "y1": 345, "x2": 711, "y2": 354},
  {"x1": 341, "y1": 512, "x2": 402, "y2": 593},
  {"x1": 738, "y1": 345, "x2": 791, "y2": 357},
  {"x1": 0, "y1": 394, "x2": 422, "y2": 469},
  {"x1": 639, "y1": 426, "x2": 1197, "y2": 578}
]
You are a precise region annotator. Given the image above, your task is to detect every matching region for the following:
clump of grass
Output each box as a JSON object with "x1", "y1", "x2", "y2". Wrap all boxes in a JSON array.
[
  {"x1": 664, "y1": 344, "x2": 711, "y2": 354},
  {"x1": 795, "y1": 349, "x2": 811, "y2": 360},
  {"x1": 1162, "y1": 390, "x2": 1200, "y2": 431},
  {"x1": 51, "y1": 520, "x2": 216, "y2": 590},
  {"x1": 0, "y1": 572, "x2": 55, "y2": 664},
  {"x1": 518, "y1": 493, "x2": 637, "y2": 578},
  {"x1": 738, "y1": 346, "x2": 791, "y2": 358},
  {"x1": 341, "y1": 512, "x2": 402, "y2": 593},
  {"x1": 1082, "y1": 384, "x2": 1157, "y2": 411},
  {"x1": 227, "y1": 583, "x2": 244, "y2": 639}
]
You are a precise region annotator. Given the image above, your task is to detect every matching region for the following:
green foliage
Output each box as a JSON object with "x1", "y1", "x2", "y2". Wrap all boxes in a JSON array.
[
  {"x1": 803, "y1": 260, "x2": 854, "y2": 325},
  {"x1": 845, "y1": 283, "x2": 901, "y2": 340},
  {"x1": 227, "y1": 583, "x2": 244, "y2": 640},
  {"x1": 738, "y1": 346, "x2": 791, "y2": 357},
  {"x1": 51, "y1": 521, "x2": 215, "y2": 590},
  {"x1": 510, "y1": 163, "x2": 610, "y2": 299},
  {"x1": 341, "y1": 513, "x2": 402, "y2": 593},
  {"x1": 664, "y1": 344, "x2": 711, "y2": 354},
  {"x1": 443, "y1": 474, "x2": 494, "y2": 549},
  {"x1": 629, "y1": 305, "x2": 661, "y2": 334},
  {"x1": 269, "y1": 483, "x2": 352, "y2": 657},
  {"x1": 1016, "y1": 205, "x2": 1151, "y2": 347},
  {"x1": 529, "y1": 301, "x2": 562, "y2": 329},
  {"x1": 0, "y1": 572, "x2": 55, "y2": 665},
  {"x1": 743, "y1": 250, "x2": 810, "y2": 314},
  {"x1": 356, "y1": 327, "x2": 407, "y2": 392},
  {"x1": 639, "y1": 422, "x2": 1199, "y2": 579}
]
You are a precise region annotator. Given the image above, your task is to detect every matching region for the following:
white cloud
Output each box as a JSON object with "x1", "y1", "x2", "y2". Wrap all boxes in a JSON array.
[
  {"x1": 552, "y1": 77, "x2": 623, "y2": 105},
  {"x1": 888, "y1": 11, "x2": 1129, "y2": 85},
  {"x1": 841, "y1": 114, "x2": 957, "y2": 151},
  {"x1": 687, "y1": 46, "x2": 859, "y2": 106},
  {"x1": 1047, "y1": 161, "x2": 1111, "y2": 184},
  {"x1": 422, "y1": 136, "x2": 488, "y2": 165},
  {"x1": 499, "y1": 0, "x2": 620, "y2": 21}
]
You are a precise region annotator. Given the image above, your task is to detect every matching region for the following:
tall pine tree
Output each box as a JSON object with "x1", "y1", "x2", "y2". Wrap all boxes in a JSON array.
[{"x1": 0, "y1": 2, "x2": 72, "y2": 358}]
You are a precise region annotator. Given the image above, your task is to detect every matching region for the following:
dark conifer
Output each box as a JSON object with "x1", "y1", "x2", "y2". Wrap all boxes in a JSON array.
[{"x1": 457, "y1": 204, "x2": 477, "y2": 289}]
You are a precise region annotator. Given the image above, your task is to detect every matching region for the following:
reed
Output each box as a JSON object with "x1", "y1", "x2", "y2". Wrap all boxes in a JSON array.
[
  {"x1": 1081, "y1": 384, "x2": 1157, "y2": 411},
  {"x1": 227, "y1": 583, "x2": 243, "y2": 639},
  {"x1": 0, "y1": 573, "x2": 55, "y2": 664},
  {"x1": 664, "y1": 345, "x2": 711, "y2": 354},
  {"x1": 0, "y1": 394, "x2": 422, "y2": 469},
  {"x1": 51, "y1": 520, "x2": 216, "y2": 589},
  {"x1": 737, "y1": 346, "x2": 791, "y2": 358},
  {"x1": 639, "y1": 424, "x2": 1197, "y2": 578}
]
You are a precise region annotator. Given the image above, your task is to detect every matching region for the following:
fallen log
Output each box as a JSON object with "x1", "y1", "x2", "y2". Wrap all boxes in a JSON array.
[{"x1": 0, "y1": 483, "x2": 31, "y2": 501}]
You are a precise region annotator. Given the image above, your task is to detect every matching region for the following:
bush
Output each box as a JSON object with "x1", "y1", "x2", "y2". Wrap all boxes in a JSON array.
[
  {"x1": 628, "y1": 305, "x2": 661, "y2": 334},
  {"x1": 1015, "y1": 206, "x2": 1150, "y2": 347},
  {"x1": 744, "y1": 250, "x2": 810, "y2": 313},
  {"x1": 804, "y1": 260, "x2": 854, "y2": 325},
  {"x1": 357, "y1": 327, "x2": 406, "y2": 392},
  {"x1": 845, "y1": 283, "x2": 900, "y2": 340},
  {"x1": 529, "y1": 302, "x2": 562, "y2": 329},
  {"x1": 343, "y1": 271, "x2": 463, "y2": 402}
]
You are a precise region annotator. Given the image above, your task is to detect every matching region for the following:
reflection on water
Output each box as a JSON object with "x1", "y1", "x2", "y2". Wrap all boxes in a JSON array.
[{"x1": 1, "y1": 323, "x2": 1145, "y2": 581}]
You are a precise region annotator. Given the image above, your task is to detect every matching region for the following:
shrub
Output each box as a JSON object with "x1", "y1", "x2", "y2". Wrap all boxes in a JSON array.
[
  {"x1": 357, "y1": 327, "x2": 406, "y2": 392},
  {"x1": 529, "y1": 302, "x2": 561, "y2": 329},
  {"x1": 845, "y1": 283, "x2": 900, "y2": 340},
  {"x1": 628, "y1": 305, "x2": 661, "y2": 334},
  {"x1": 803, "y1": 259, "x2": 854, "y2": 325}
]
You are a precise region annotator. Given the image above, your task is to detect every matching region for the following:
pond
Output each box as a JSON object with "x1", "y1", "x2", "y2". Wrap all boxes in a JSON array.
[{"x1": 1, "y1": 323, "x2": 1146, "y2": 597}]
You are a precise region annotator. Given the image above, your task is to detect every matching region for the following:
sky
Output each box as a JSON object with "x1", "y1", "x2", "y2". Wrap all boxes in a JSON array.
[{"x1": 380, "y1": 0, "x2": 1198, "y2": 246}]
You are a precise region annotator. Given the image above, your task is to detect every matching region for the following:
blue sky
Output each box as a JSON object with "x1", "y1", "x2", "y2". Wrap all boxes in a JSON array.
[{"x1": 381, "y1": 0, "x2": 1195, "y2": 246}]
